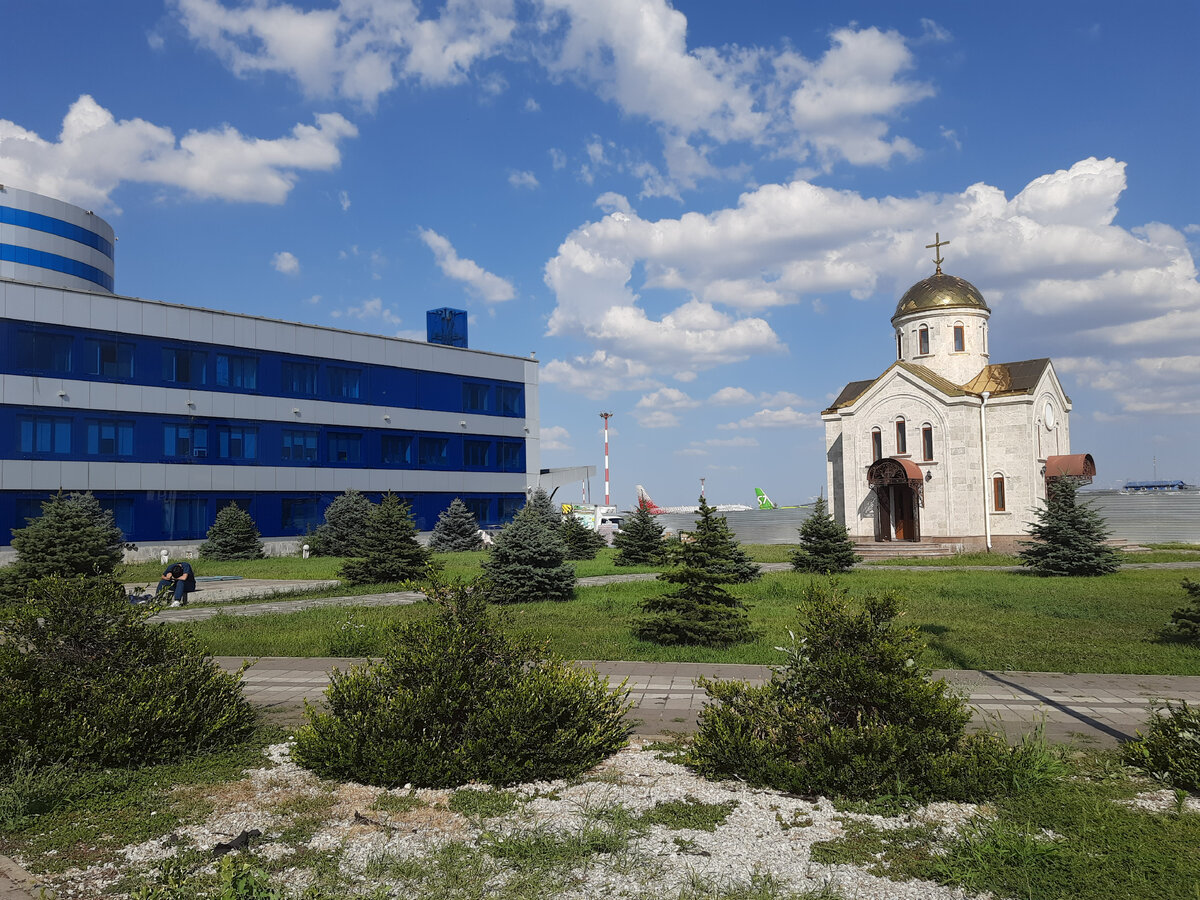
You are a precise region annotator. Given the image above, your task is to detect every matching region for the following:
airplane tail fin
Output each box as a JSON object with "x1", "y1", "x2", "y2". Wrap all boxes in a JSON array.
[
  {"x1": 754, "y1": 488, "x2": 777, "y2": 510},
  {"x1": 635, "y1": 484, "x2": 664, "y2": 513}
]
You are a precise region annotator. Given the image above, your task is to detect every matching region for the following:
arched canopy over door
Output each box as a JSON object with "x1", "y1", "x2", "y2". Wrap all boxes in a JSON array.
[
  {"x1": 866, "y1": 457, "x2": 924, "y2": 542},
  {"x1": 1045, "y1": 453, "x2": 1096, "y2": 491}
]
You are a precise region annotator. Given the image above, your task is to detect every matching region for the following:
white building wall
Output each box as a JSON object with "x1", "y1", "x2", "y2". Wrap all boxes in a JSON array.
[{"x1": 895, "y1": 307, "x2": 990, "y2": 385}]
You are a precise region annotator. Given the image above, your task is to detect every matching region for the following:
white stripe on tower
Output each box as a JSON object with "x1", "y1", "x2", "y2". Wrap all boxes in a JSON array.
[{"x1": 600, "y1": 411, "x2": 613, "y2": 505}]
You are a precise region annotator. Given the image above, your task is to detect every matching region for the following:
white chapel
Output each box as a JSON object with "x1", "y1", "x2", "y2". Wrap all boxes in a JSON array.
[{"x1": 822, "y1": 237, "x2": 1094, "y2": 551}]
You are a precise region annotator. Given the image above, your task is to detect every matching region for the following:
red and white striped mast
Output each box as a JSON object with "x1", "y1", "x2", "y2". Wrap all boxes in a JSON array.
[{"x1": 600, "y1": 411, "x2": 613, "y2": 506}]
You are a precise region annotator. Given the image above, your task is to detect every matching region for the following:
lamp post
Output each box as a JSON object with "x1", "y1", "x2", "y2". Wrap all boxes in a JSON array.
[{"x1": 600, "y1": 412, "x2": 613, "y2": 506}]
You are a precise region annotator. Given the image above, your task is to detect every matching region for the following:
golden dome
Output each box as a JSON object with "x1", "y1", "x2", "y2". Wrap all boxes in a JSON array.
[{"x1": 892, "y1": 273, "x2": 990, "y2": 322}]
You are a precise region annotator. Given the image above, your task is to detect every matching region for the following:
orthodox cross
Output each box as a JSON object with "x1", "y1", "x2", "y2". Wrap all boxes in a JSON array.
[{"x1": 926, "y1": 233, "x2": 950, "y2": 274}]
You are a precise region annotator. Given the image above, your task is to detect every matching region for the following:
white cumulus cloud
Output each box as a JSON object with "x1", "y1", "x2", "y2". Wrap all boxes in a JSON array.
[
  {"x1": 717, "y1": 407, "x2": 821, "y2": 430},
  {"x1": 271, "y1": 250, "x2": 300, "y2": 274},
  {"x1": 418, "y1": 228, "x2": 516, "y2": 302},
  {"x1": 508, "y1": 169, "x2": 539, "y2": 189},
  {"x1": 540, "y1": 424, "x2": 571, "y2": 451}
]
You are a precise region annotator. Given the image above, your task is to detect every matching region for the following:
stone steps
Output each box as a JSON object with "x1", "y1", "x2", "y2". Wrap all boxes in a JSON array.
[{"x1": 853, "y1": 541, "x2": 958, "y2": 559}]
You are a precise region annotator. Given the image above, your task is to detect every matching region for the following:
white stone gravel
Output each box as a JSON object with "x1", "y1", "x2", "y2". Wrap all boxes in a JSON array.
[{"x1": 42, "y1": 740, "x2": 993, "y2": 899}]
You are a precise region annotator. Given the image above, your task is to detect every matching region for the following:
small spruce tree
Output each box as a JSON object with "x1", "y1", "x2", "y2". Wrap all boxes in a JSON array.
[
  {"x1": 199, "y1": 503, "x2": 265, "y2": 560},
  {"x1": 633, "y1": 498, "x2": 755, "y2": 647},
  {"x1": 340, "y1": 494, "x2": 433, "y2": 586},
  {"x1": 611, "y1": 504, "x2": 666, "y2": 566},
  {"x1": 791, "y1": 496, "x2": 859, "y2": 573},
  {"x1": 687, "y1": 496, "x2": 760, "y2": 583},
  {"x1": 559, "y1": 513, "x2": 608, "y2": 560},
  {"x1": 524, "y1": 487, "x2": 562, "y2": 532},
  {"x1": 1018, "y1": 478, "x2": 1120, "y2": 576},
  {"x1": 429, "y1": 498, "x2": 485, "y2": 552},
  {"x1": 7, "y1": 491, "x2": 124, "y2": 585},
  {"x1": 312, "y1": 490, "x2": 373, "y2": 557},
  {"x1": 481, "y1": 502, "x2": 575, "y2": 603},
  {"x1": 1168, "y1": 579, "x2": 1200, "y2": 641}
]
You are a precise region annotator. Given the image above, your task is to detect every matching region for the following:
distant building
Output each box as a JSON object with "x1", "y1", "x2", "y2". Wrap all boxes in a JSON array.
[
  {"x1": 0, "y1": 185, "x2": 585, "y2": 550},
  {"x1": 822, "y1": 240, "x2": 1094, "y2": 551}
]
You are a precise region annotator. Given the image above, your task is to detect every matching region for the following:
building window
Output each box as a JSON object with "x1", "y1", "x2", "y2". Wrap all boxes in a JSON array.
[
  {"x1": 896, "y1": 333, "x2": 903, "y2": 360},
  {"x1": 922, "y1": 425, "x2": 934, "y2": 461},
  {"x1": 464, "y1": 439, "x2": 491, "y2": 467},
  {"x1": 162, "y1": 347, "x2": 207, "y2": 385},
  {"x1": 17, "y1": 330, "x2": 72, "y2": 373},
  {"x1": 282, "y1": 361, "x2": 319, "y2": 395},
  {"x1": 918, "y1": 325, "x2": 930, "y2": 355},
  {"x1": 328, "y1": 367, "x2": 361, "y2": 399},
  {"x1": 497, "y1": 385, "x2": 522, "y2": 416},
  {"x1": 953, "y1": 324, "x2": 965, "y2": 352},
  {"x1": 282, "y1": 429, "x2": 318, "y2": 461},
  {"x1": 463, "y1": 382, "x2": 492, "y2": 412},
  {"x1": 86, "y1": 419, "x2": 134, "y2": 456},
  {"x1": 162, "y1": 498, "x2": 207, "y2": 540},
  {"x1": 281, "y1": 498, "x2": 320, "y2": 532},
  {"x1": 499, "y1": 497, "x2": 523, "y2": 521},
  {"x1": 19, "y1": 416, "x2": 71, "y2": 454},
  {"x1": 85, "y1": 338, "x2": 134, "y2": 378},
  {"x1": 382, "y1": 434, "x2": 414, "y2": 466},
  {"x1": 419, "y1": 436, "x2": 449, "y2": 467},
  {"x1": 164, "y1": 423, "x2": 208, "y2": 457},
  {"x1": 465, "y1": 498, "x2": 491, "y2": 524},
  {"x1": 328, "y1": 432, "x2": 362, "y2": 463},
  {"x1": 216, "y1": 425, "x2": 258, "y2": 460},
  {"x1": 216, "y1": 354, "x2": 258, "y2": 389},
  {"x1": 993, "y1": 475, "x2": 1006, "y2": 512},
  {"x1": 99, "y1": 498, "x2": 134, "y2": 536},
  {"x1": 497, "y1": 441, "x2": 522, "y2": 472},
  {"x1": 895, "y1": 419, "x2": 907, "y2": 455},
  {"x1": 871, "y1": 427, "x2": 883, "y2": 462}
]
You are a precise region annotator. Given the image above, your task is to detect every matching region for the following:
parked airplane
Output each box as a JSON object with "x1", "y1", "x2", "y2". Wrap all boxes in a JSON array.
[
  {"x1": 634, "y1": 485, "x2": 752, "y2": 514},
  {"x1": 754, "y1": 488, "x2": 801, "y2": 510}
]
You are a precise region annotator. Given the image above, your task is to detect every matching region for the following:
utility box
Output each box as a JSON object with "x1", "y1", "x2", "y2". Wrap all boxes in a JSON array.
[{"x1": 427, "y1": 308, "x2": 468, "y2": 348}]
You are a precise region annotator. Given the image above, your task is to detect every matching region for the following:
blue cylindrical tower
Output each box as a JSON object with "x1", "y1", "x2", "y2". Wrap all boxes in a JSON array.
[{"x1": 0, "y1": 185, "x2": 115, "y2": 293}]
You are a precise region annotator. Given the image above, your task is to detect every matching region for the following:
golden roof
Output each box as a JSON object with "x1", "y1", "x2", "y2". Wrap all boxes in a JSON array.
[{"x1": 892, "y1": 273, "x2": 990, "y2": 322}]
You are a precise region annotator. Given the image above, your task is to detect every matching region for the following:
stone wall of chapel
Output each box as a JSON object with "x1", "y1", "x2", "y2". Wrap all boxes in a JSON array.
[
  {"x1": 895, "y1": 307, "x2": 990, "y2": 385},
  {"x1": 982, "y1": 396, "x2": 1042, "y2": 537}
]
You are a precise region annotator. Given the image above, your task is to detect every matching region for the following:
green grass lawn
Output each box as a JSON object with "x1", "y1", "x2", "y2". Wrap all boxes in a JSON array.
[{"x1": 179, "y1": 567, "x2": 1200, "y2": 674}]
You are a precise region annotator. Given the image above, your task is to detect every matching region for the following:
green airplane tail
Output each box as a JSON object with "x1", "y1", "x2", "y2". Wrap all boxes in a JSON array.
[{"x1": 754, "y1": 488, "x2": 777, "y2": 510}]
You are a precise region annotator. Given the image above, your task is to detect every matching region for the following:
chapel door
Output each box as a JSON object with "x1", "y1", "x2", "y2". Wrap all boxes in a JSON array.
[
  {"x1": 874, "y1": 487, "x2": 891, "y2": 542},
  {"x1": 892, "y1": 485, "x2": 918, "y2": 542}
]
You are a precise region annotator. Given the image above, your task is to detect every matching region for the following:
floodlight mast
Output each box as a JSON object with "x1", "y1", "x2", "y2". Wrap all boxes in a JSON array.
[{"x1": 600, "y1": 412, "x2": 613, "y2": 505}]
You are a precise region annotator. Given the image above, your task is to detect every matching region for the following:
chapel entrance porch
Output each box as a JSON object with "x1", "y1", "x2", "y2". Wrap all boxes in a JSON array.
[{"x1": 866, "y1": 457, "x2": 924, "y2": 543}]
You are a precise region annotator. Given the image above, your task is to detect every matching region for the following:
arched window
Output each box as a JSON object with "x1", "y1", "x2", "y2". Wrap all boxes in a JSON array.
[
  {"x1": 993, "y1": 474, "x2": 1006, "y2": 512},
  {"x1": 921, "y1": 424, "x2": 934, "y2": 461},
  {"x1": 895, "y1": 418, "x2": 907, "y2": 454},
  {"x1": 918, "y1": 325, "x2": 930, "y2": 355},
  {"x1": 871, "y1": 427, "x2": 883, "y2": 462},
  {"x1": 953, "y1": 323, "x2": 965, "y2": 352},
  {"x1": 896, "y1": 332, "x2": 903, "y2": 360}
]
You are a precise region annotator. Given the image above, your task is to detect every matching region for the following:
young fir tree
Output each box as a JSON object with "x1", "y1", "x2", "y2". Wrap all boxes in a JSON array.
[
  {"x1": 199, "y1": 503, "x2": 264, "y2": 560},
  {"x1": 559, "y1": 513, "x2": 608, "y2": 560},
  {"x1": 312, "y1": 490, "x2": 373, "y2": 557},
  {"x1": 611, "y1": 504, "x2": 666, "y2": 566},
  {"x1": 524, "y1": 487, "x2": 562, "y2": 533},
  {"x1": 429, "y1": 498, "x2": 484, "y2": 552},
  {"x1": 791, "y1": 496, "x2": 859, "y2": 573},
  {"x1": 633, "y1": 498, "x2": 755, "y2": 647},
  {"x1": 1018, "y1": 477, "x2": 1120, "y2": 576},
  {"x1": 10, "y1": 491, "x2": 124, "y2": 580},
  {"x1": 481, "y1": 502, "x2": 575, "y2": 603},
  {"x1": 1169, "y1": 579, "x2": 1200, "y2": 640},
  {"x1": 340, "y1": 494, "x2": 433, "y2": 586},
  {"x1": 688, "y1": 496, "x2": 760, "y2": 583}
]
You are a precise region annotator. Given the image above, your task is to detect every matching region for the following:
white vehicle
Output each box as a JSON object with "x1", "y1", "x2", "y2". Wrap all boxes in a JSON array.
[{"x1": 562, "y1": 503, "x2": 623, "y2": 539}]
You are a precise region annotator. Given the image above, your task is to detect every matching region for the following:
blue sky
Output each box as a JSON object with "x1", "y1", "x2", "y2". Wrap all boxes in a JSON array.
[{"x1": 2, "y1": 0, "x2": 1197, "y2": 506}]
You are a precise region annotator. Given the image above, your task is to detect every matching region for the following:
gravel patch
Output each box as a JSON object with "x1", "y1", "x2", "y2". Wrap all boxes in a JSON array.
[{"x1": 41, "y1": 741, "x2": 993, "y2": 899}]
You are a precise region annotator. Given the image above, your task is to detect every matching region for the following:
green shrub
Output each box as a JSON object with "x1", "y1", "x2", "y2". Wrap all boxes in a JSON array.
[
  {"x1": 1123, "y1": 701, "x2": 1200, "y2": 792},
  {"x1": 611, "y1": 505, "x2": 665, "y2": 566},
  {"x1": 1168, "y1": 579, "x2": 1200, "y2": 640},
  {"x1": 1019, "y1": 477, "x2": 1120, "y2": 576},
  {"x1": 429, "y1": 497, "x2": 484, "y2": 552},
  {"x1": 480, "y1": 502, "x2": 575, "y2": 604},
  {"x1": 339, "y1": 493, "x2": 433, "y2": 586},
  {"x1": 0, "y1": 576, "x2": 256, "y2": 772},
  {"x1": 560, "y1": 514, "x2": 608, "y2": 560},
  {"x1": 685, "y1": 579, "x2": 1045, "y2": 801},
  {"x1": 199, "y1": 503, "x2": 265, "y2": 560},
  {"x1": 1, "y1": 491, "x2": 124, "y2": 601},
  {"x1": 792, "y1": 495, "x2": 858, "y2": 573},
  {"x1": 293, "y1": 575, "x2": 631, "y2": 788},
  {"x1": 311, "y1": 490, "x2": 374, "y2": 557}
]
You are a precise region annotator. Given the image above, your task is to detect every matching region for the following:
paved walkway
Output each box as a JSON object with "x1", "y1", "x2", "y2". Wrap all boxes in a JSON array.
[{"x1": 216, "y1": 656, "x2": 1200, "y2": 747}]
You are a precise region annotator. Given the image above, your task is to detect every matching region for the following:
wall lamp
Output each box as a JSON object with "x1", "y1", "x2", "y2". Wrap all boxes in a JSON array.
[
  {"x1": 57, "y1": 390, "x2": 67, "y2": 398},
  {"x1": 924, "y1": 470, "x2": 933, "y2": 482},
  {"x1": 292, "y1": 407, "x2": 301, "y2": 415},
  {"x1": 460, "y1": 420, "x2": 467, "y2": 428},
  {"x1": 383, "y1": 414, "x2": 391, "y2": 422}
]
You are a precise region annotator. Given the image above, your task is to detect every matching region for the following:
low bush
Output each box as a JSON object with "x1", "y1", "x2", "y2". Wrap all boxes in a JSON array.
[
  {"x1": 293, "y1": 575, "x2": 631, "y2": 788},
  {"x1": 0, "y1": 576, "x2": 256, "y2": 772},
  {"x1": 1123, "y1": 701, "x2": 1200, "y2": 792},
  {"x1": 199, "y1": 503, "x2": 265, "y2": 560},
  {"x1": 685, "y1": 578, "x2": 1055, "y2": 801}
]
